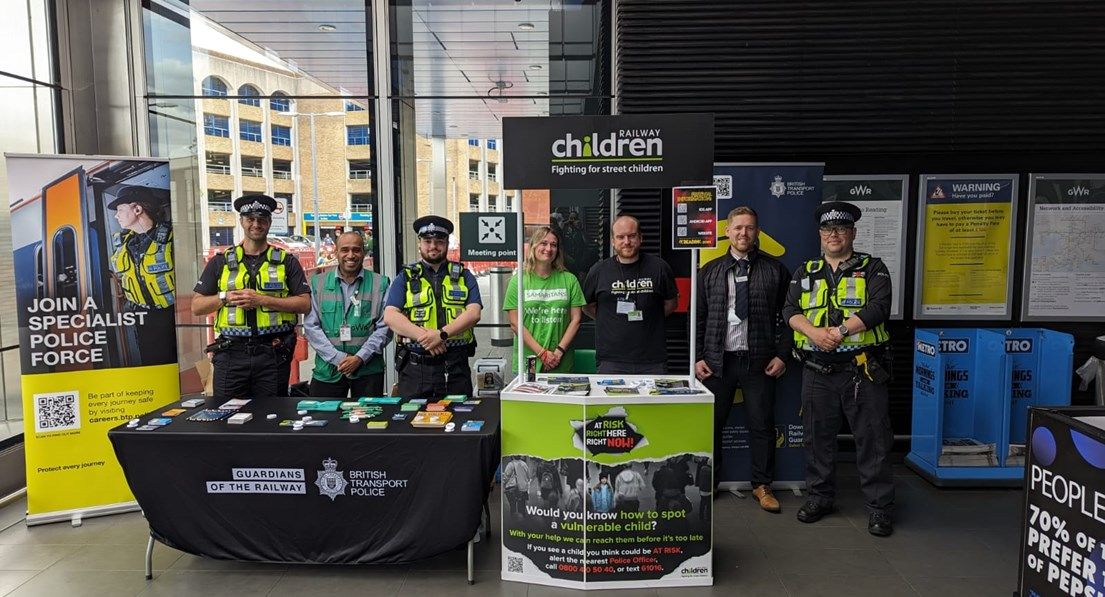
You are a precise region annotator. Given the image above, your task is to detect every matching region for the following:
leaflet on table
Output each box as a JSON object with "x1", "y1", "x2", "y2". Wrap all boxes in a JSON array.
[
  {"x1": 220, "y1": 399, "x2": 252, "y2": 411},
  {"x1": 501, "y1": 400, "x2": 713, "y2": 588}
]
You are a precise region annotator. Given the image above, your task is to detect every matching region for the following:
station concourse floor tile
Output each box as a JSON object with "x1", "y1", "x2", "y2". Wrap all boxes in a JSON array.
[{"x1": 0, "y1": 463, "x2": 1024, "y2": 596}]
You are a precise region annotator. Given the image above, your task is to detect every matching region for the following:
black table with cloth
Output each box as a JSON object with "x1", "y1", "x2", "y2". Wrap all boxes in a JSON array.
[{"x1": 108, "y1": 396, "x2": 499, "y2": 577}]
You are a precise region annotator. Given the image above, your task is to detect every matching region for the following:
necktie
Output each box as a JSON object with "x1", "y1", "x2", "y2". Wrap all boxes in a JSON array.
[{"x1": 734, "y1": 258, "x2": 749, "y2": 321}]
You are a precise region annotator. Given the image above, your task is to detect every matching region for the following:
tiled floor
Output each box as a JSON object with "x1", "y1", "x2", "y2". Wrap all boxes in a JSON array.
[{"x1": 0, "y1": 463, "x2": 1023, "y2": 596}]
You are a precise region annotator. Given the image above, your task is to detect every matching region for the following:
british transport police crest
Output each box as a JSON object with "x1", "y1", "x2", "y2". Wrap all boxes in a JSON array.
[
  {"x1": 770, "y1": 175, "x2": 786, "y2": 198},
  {"x1": 315, "y1": 457, "x2": 348, "y2": 500}
]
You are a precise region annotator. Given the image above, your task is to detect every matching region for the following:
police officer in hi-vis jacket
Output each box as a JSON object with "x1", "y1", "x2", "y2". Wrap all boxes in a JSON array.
[
  {"x1": 382, "y1": 216, "x2": 482, "y2": 398},
  {"x1": 192, "y1": 194, "x2": 311, "y2": 397},
  {"x1": 782, "y1": 201, "x2": 895, "y2": 537}
]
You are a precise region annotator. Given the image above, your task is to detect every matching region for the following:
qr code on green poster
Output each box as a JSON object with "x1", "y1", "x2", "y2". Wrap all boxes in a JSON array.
[{"x1": 34, "y1": 391, "x2": 80, "y2": 433}]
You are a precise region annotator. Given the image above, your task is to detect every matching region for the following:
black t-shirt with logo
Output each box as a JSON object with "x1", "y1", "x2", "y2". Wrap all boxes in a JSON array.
[{"x1": 582, "y1": 253, "x2": 678, "y2": 365}]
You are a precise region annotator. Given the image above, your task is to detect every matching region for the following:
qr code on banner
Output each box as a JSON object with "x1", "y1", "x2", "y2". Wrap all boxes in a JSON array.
[
  {"x1": 507, "y1": 556, "x2": 523, "y2": 573},
  {"x1": 713, "y1": 175, "x2": 733, "y2": 200},
  {"x1": 34, "y1": 391, "x2": 80, "y2": 433}
]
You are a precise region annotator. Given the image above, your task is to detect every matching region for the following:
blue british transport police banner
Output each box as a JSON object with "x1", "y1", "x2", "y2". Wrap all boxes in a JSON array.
[{"x1": 702, "y1": 163, "x2": 824, "y2": 488}]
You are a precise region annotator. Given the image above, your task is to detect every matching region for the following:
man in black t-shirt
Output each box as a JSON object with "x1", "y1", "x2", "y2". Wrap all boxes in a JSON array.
[
  {"x1": 192, "y1": 194, "x2": 311, "y2": 397},
  {"x1": 582, "y1": 215, "x2": 679, "y2": 374}
]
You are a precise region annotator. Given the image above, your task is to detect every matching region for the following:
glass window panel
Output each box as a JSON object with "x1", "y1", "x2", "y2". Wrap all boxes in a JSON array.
[
  {"x1": 203, "y1": 113, "x2": 229, "y2": 137},
  {"x1": 151, "y1": 1, "x2": 374, "y2": 98},
  {"x1": 272, "y1": 159, "x2": 293, "y2": 179},
  {"x1": 271, "y1": 124, "x2": 292, "y2": 146},
  {"x1": 348, "y1": 159, "x2": 372, "y2": 179},
  {"x1": 209, "y1": 226, "x2": 234, "y2": 247},
  {"x1": 347, "y1": 125, "x2": 370, "y2": 145},
  {"x1": 0, "y1": 78, "x2": 59, "y2": 357},
  {"x1": 201, "y1": 76, "x2": 228, "y2": 96},
  {"x1": 143, "y1": 0, "x2": 380, "y2": 292},
  {"x1": 240, "y1": 156, "x2": 264, "y2": 177},
  {"x1": 270, "y1": 93, "x2": 291, "y2": 112},
  {"x1": 239, "y1": 119, "x2": 262, "y2": 142},
  {"x1": 3, "y1": 349, "x2": 21, "y2": 422},
  {"x1": 237, "y1": 84, "x2": 261, "y2": 106},
  {"x1": 0, "y1": 0, "x2": 33, "y2": 79}
]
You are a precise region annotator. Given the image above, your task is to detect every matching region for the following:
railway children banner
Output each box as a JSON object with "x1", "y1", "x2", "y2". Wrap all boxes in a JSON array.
[{"x1": 4, "y1": 154, "x2": 180, "y2": 523}]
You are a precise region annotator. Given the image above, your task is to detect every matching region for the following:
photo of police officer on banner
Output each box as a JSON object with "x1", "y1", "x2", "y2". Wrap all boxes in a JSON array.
[
  {"x1": 107, "y1": 184, "x2": 175, "y2": 366},
  {"x1": 383, "y1": 216, "x2": 483, "y2": 398}
]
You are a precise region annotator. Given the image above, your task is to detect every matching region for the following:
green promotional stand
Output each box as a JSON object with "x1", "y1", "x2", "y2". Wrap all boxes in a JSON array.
[{"x1": 500, "y1": 374, "x2": 714, "y2": 590}]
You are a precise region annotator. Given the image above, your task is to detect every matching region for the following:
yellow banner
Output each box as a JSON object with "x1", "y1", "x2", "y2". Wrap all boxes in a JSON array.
[
  {"x1": 921, "y1": 202, "x2": 1013, "y2": 307},
  {"x1": 23, "y1": 364, "x2": 178, "y2": 515},
  {"x1": 6, "y1": 155, "x2": 180, "y2": 521}
]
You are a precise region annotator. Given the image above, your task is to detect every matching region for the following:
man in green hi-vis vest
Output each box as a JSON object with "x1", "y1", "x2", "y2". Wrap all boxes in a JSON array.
[{"x1": 303, "y1": 231, "x2": 392, "y2": 397}]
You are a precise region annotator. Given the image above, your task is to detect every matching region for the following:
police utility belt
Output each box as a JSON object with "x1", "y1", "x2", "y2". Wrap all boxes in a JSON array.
[
  {"x1": 206, "y1": 333, "x2": 290, "y2": 355},
  {"x1": 395, "y1": 341, "x2": 474, "y2": 367},
  {"x1": 793, "y1": 347, "x2": 891, "y2": 384}
]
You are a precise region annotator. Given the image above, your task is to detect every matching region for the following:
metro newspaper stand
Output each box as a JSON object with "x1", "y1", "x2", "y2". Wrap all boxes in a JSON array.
[
  {"x1": 907, "y1": 328, "x2": 1073, "y2": 486},
  {"x1": 500, "y1": 375, "x2": 714, "y2": 590}
]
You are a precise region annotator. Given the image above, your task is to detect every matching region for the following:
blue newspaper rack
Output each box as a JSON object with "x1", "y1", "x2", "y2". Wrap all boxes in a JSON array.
[
  {"x1": 907, "y1": 328, "x2": 1011, "y2": 486},
  {"x1": 991, "y1": 328, "x2": 1074, "y2": 470},
  {"x1": 906, "y1": 328, "x2": 1074, "y2": 487}
]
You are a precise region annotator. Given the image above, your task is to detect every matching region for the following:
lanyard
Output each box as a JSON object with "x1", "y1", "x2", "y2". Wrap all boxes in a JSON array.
[{"x1": 343, "y1": 285, "x2": 362, "y2": 324}]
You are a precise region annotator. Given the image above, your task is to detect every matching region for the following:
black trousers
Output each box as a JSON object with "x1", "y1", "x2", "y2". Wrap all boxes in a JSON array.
[
  {"x1": 801, "y1": 365, "x2": 894, "y2": 515},
  {"x1": 702, "y1": 351, "x2": 777, "y2": 487},
  {"x1": 310, "y1": 373, "x2": 384, "y2": 399},
  {"x1": 395, "y1": 350, "x2": 473, "y2": 399},
  {"x1": 212, "y1": 339, "x2": 291, "y2": 398}
]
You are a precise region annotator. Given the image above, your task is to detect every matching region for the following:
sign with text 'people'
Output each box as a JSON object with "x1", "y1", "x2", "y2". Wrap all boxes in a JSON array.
[{"x1": 503, "y1": 114, "x2": 714, "y2": 190}]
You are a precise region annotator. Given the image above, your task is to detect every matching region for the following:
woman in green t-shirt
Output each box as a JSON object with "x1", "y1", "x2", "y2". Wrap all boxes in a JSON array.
[{"x1": 504, "y1": 226, "x2": 585, "y2": 373}]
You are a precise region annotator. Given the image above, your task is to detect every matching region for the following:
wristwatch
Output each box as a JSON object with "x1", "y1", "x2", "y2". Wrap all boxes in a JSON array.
[
  {"x1": 837, "y1": 323, "x2": 850, "y2": 337},
  {"x1": 439, "y1": 329, "x2": 449, "y2": 341},
  {"x1": 218, "y1": 291, "x2": 228, "y2": 305}
]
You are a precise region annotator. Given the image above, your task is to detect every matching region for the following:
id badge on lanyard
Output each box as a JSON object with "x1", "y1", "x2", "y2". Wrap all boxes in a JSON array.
[{"x1": 341, "y1": 288, "x2": 361, "y2": 342}]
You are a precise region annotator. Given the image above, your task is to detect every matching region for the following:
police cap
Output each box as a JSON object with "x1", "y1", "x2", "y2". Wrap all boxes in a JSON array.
[
  {"x1": 106, "y1": 185, "x2": 170, "y2": 210},
  {"x1": 815, "y1": 201, "x2": 862, "y2": 227},
  {"x1": 233, "y1": 194, "x2": 277, "y2": 218},
  {"x1": 413, "y1": 215, "x2": 453, "y2": 239}
]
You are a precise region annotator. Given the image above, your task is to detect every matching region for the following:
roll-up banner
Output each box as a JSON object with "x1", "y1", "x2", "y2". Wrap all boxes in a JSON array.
[
  {"x1": 822, "y1": 175, "x2": 909, "y2": 319},
  {"x1": 1022, "y1": 174, "x2": 1105, "y2": 322},
  {"x1": 502, "y1": 114, "x2": 715, "y2": 190},
  {"x1": 4, "y1": 154, "x2": 180, "y2": 524},
  {"x1": 703, "y1": 163, "x2": 824, "y2": 488},
  {"x1": 915, "y1": 174, "x2": 1018, "y2": 320}
]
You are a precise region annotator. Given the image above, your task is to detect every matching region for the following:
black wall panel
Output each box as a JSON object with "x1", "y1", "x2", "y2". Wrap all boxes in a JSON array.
[{"x1": 616, "y1": 0, "x2": 1105, "y2": 431}]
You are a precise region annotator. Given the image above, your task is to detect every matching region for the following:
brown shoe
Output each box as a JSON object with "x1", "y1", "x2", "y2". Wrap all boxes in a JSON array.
[{"x1": 752, "y1": 485, "x2": 781, "y2": 513}]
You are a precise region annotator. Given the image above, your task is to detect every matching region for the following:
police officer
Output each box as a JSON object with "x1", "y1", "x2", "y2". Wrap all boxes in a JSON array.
[
  {"x1": 382, "y1": 215, "x2": 482, "y2": 398},
  {"x1": 192, "y1": 194, "x2": 311, "y2": 397},
  {"x1": 782, "y1": 201, "x2": 895, "y2": 537},
  {"x1": 303, "y1": 231, "x2": 392, "y2": 397},
  {"x1": 107, "y1": 185, "x2": 176, "y2": 366}
]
